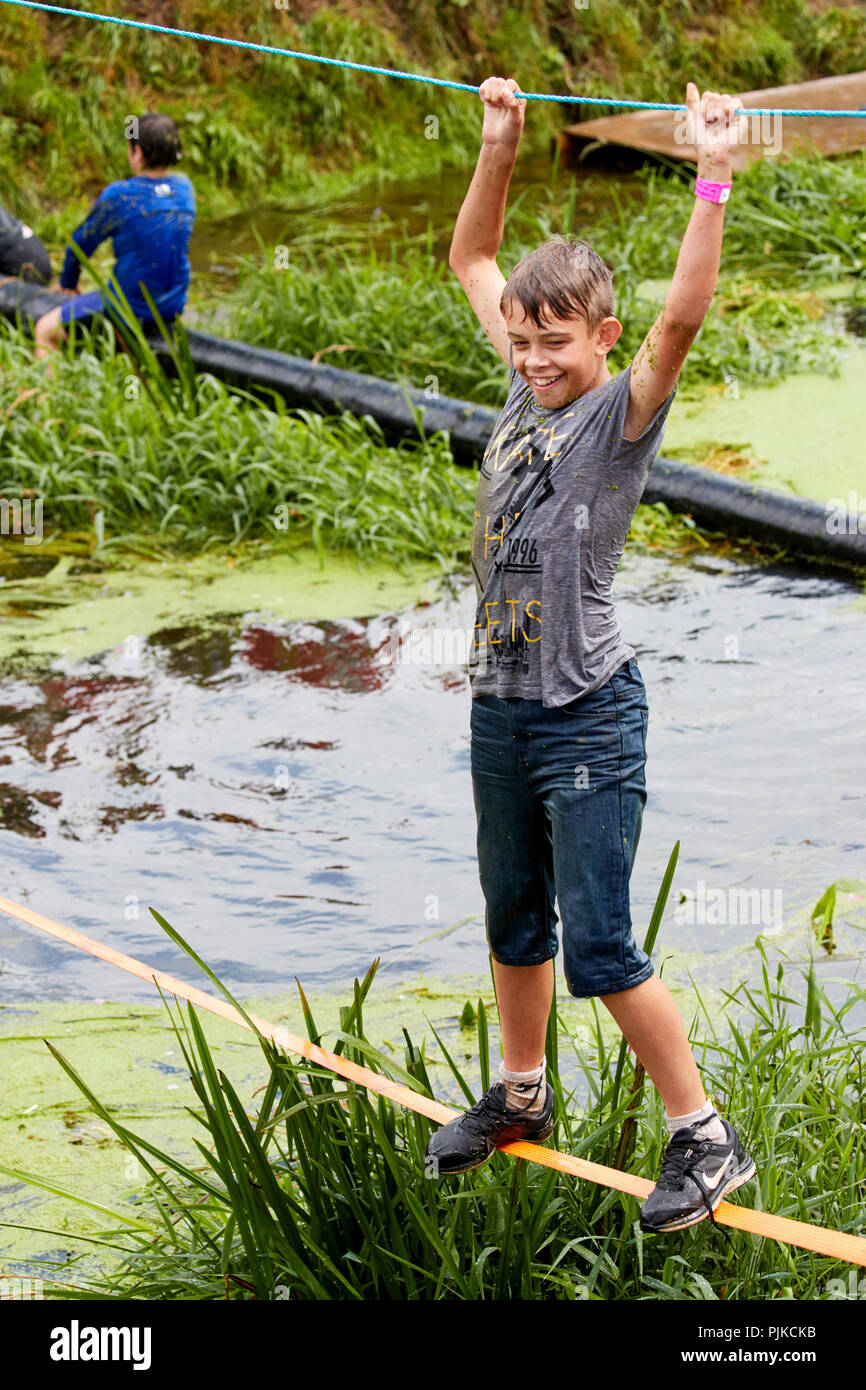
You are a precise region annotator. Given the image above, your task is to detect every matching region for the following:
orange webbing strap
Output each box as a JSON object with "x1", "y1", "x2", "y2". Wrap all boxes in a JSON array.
[{"x1": 1, "y1": 894, "x2": 864, "y2": 1268}]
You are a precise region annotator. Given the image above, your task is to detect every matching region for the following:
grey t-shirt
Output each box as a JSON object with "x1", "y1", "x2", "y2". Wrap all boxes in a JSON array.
[{"x1": 468, "y1": 356, "x2": 677, "y2": 708}]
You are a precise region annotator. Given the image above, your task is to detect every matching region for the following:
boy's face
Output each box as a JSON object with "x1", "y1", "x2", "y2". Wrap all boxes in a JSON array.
[{"x1": 504, "y1": 300, "x2": 621, "y2": 407}]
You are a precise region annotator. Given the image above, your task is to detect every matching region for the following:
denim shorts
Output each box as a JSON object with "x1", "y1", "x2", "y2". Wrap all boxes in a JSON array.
[
  {"x1": 59, "y1": 290, "x2": 169, "y2": 334},
  {"x1": 470, "y1": 658, "x2": 653, "y2": 999}
]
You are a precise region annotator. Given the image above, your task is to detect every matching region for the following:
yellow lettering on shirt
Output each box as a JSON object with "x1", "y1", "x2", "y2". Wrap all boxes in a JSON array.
[
  {"x1": 483, "y1": 513, "x2": 506, "y2": 558},
  {"x1": 525, "y1": 599, "x2": 542, "y2": 641}
]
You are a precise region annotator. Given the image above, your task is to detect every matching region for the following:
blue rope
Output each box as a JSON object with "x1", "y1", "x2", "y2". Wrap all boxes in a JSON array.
[{"x1": 1, "y1": 0, "x2": 865, "y2": 117}]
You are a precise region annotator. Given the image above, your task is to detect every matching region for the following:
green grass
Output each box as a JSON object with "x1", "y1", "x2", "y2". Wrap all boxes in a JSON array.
[
  {"x1": 0, "y1": 0, "x2": 863, "y2": 232},
  {"x1": 0, "y1": 313, "x2": 476, "y2": 570},
  {"x1": 2, "y1": 847, "x2": 863, "y2": 1300},
  {"x1": 5, "y1": 144, "x2": 866, "y2": 575}
]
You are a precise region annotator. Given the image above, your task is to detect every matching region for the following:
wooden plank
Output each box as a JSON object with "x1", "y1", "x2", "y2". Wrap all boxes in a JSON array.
[{"x1": 560, "y1": 71, "x2": 866, "y2": 168}]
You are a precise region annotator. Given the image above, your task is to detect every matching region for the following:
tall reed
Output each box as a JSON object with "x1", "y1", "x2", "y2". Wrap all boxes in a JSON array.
[{"x1": 2, "y1": 852, "x2": 861, "y2": 1301}]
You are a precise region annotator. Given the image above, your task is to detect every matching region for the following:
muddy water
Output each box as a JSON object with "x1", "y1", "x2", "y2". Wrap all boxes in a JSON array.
[
  {"x1": 187, "y1": 150, "x2": 640, "y2": 282},
  {"x1": 1, "y1": 550, "x2": 864, "y2": 1007}
]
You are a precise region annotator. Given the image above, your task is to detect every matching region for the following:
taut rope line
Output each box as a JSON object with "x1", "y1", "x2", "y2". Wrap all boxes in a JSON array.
[
  {"x1": 0, "y1": 894, "x2": 864, "y2": 1267},
  {"x1": 1, "y1": 1, "x2": 865, "y2": 116}
]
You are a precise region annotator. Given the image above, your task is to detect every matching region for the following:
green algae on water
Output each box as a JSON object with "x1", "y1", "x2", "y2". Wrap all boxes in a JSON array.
[{"x1": 0, "y1": 544, "x2": 448, "y2": 668}]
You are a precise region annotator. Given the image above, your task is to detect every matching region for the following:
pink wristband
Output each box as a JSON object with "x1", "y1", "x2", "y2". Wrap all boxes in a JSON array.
[{"x1": 695, "y1": 176, "x2": 731, "y2": 204}]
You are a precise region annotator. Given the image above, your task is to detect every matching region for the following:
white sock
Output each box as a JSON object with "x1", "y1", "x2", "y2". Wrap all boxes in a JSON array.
[
  {"x1": 665, "y1": 1099, "x2": 726, "y2": 1144},
  {"x1": 499, "y1": 1058, "x2": 546, "y2": 1115}
]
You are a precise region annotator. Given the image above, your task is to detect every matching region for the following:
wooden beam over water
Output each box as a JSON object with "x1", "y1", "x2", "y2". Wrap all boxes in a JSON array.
[{"x1": 560, "y1": 71, "x2": 866, "y2": 170}]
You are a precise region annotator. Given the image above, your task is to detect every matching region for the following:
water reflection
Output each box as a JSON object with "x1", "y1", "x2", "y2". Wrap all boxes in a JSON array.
[{"x1": 0, "y1": 550, "x2": 864, "y2": 1004}]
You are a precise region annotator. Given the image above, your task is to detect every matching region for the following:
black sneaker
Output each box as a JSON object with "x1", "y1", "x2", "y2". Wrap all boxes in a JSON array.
[
  {"x1": 639, "y1": 1116, "x2": 756, "y2": 1233},
  {"x1": 426, "y1": 1081, "x2": 555, "y2": 1176}
]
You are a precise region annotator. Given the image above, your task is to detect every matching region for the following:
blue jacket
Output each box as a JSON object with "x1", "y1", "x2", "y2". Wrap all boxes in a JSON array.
[{"x1": 60, "y1": 173, "x2": 196, "y2": 321}]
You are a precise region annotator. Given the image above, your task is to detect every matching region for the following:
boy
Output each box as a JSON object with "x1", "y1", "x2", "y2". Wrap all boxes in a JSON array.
[
  {"x1": 33, "y1": 112, "x2": 195, "y2": 358},
  {"x1": 426, "y1": 77, "x2": 757, "y2": 1233}
]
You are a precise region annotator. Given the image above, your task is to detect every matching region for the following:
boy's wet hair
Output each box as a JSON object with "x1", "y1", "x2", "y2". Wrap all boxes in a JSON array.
[
  {"x1": 130, "y1": 113, "x2": 183, "y2": 169},
  {"x1": 500, "y1": 235, "x2": 614, "y2": 336}
]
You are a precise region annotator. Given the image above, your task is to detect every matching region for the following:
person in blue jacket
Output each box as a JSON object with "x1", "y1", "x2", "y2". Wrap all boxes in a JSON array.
[
  {"x1": 0, "y1": 202, "x2": 52, "y2": 283},
  {"x1": 33, "y1": 112, "x2": 195, "y2": 358}
]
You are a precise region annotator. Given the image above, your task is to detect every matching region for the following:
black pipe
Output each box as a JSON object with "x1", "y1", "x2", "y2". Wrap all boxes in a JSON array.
[{"x1": 1, "y1": 280, "x2": 863, "y2": 566}]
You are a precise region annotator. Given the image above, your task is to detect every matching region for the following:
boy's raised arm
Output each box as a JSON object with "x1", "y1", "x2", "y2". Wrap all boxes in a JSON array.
[
  {"x1": 449, "y1": 77, "x2": 527, "y2": 367},
  {"x1": 623, "y1": 83, "x2": 748, "y2": 442},
  {"x1": 59, "y1": 190, "x2": 119, "y2": 293}
]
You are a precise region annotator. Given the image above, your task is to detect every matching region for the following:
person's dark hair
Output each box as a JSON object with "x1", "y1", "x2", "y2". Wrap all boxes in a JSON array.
[
  {"x1": 130, "y1": 112, "x2": 183, "y2": 169},
  {"x1": 500, "y1": 235, "x2": 615, "y2": 336}
]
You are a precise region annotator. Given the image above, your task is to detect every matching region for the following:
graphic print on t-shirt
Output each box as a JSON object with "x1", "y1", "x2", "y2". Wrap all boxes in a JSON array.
[
  {"x1": 468, "y1": 360, "x2": 678, "y2": 707},
  {"x1": 473, "y1": 498, "x2": 551, "y2": 676},
  {"x1": 472, "y1": 395, "x2": 568, "y2": 673},
  {"x1": 471, "y1": 394, "x2": 571, "y2": 679}
]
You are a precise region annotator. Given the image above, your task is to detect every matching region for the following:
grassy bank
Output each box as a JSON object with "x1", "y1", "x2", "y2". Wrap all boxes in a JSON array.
[
  {"x1": 2, "y1": 5, "x2": 865, "y2": 579},
  {"x1": 0, "y1": 321, "x2": 475, "y2": 566},
  {"x1": 0, "y1": 1, "x2": 864, "y2": 235},
  {"x1": 3, "y1": 147, "x2": 863, "y2": 580},
  {"x1": 1, "y1": 316, "x2": 761, "y2": 578},
  {"x1": 0, "y1": 970, "x2": 497, "y2": 1280}
]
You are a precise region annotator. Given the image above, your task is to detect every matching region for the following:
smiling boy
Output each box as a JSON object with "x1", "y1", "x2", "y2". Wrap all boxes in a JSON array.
[{"x1": 426, "y1": 77, "x2": 757, "y2": 1233}]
